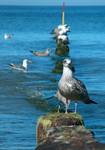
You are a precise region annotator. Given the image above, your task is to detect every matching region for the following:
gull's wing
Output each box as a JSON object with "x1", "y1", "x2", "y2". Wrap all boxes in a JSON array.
[
  {"x1": 9, "y1": 63, "x2": 16, "y2": 68},
  {"x1": 71, "y1": 77, "x2": 89, "y2": 98}
]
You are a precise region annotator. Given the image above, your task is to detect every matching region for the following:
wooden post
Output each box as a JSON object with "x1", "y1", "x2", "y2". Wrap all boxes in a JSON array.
[{"x1": 62, "y1": 2, "x2": 65, "y2": 25}]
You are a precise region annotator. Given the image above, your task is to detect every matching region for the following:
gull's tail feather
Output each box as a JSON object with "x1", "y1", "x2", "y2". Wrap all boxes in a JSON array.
[
  {"x1": 9, "y1": 63, "x2": 16, "y2": 68},
  {"x1": 86, "y1": 99, "x2": 97, "y2": 104}
]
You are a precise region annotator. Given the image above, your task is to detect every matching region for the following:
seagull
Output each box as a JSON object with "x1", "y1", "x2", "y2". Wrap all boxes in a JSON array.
[
  {"x1": 30, "y1": 48, "x2": 51, "y2": 57},
  {"x1": 4, "y1": 33, "x2": 12, "y2": 40},
  {"x1": 52, "y1": 28, "x2": 59, "y2": 36},
  {"x1": 9, "y1": 59, "x2": 31, "y2": 72},
  {"x1": 58, "y1": 35, "x2": 68, "y2": 42},
  {"x1": 52, "y1": 24, "x2": 70, "y2": 38},
  {"x1": 58, "y1": 28, "x2": 70, "y2": 35},
  {"x1": 58, "y1": 24, "x2": 70, "y2": 32},
  {"x1": 58, "y1": 58, "x2": 97, "y2": 113},
  {"x1": 54, "y1": 59, "x2": 75, "y2": 112},
  {"x1": 58, "y1": 30, "x2": 67, "y2": 35}
]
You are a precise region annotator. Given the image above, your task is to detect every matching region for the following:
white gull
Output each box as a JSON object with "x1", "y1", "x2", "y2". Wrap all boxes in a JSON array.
[{"x1": 9, "y1": 59, "x2": 31, "y2": 72}]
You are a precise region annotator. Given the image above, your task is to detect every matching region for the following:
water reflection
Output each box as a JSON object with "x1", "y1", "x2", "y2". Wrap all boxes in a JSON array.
[{"x1": 52, "y1": 59, "x2": 63, "y2": 74}]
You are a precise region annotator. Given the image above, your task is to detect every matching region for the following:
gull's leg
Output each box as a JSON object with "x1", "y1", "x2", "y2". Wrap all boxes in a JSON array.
[
  {"x1": 58, "y1": 105, "x2": 61, "y2": 113},
  {"x1": 68, "y1": 100, "x2": 70, "y2": 109},
  {"x1": 65, "y1": 102, "x2": 68, "y2": 114},
  {"x1": 65, "y1": 99, "x2": 70, "y2": 114},
  {"x1": 74, "y1": 102, "x2": 78, "y2": 113}
]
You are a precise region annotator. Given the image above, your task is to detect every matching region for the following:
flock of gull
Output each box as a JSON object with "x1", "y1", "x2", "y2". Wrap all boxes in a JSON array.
[
  {"x1": 7, "y1": 23, "x2": 97, "y2": 114},
  {"x1": 53, "y1": 24, "x2": 70, "y2": 44}
]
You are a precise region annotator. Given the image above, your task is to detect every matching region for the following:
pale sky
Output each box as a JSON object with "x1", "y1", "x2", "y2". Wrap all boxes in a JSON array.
[{"x1": 0, "y1": 0, "x2": 105, "y2": 6}]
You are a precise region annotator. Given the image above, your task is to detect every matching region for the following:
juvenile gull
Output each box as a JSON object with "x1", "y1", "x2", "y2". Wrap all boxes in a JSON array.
[
  {"x1": 30, "y1": 48, "x2": 51, "y2": 57},
  {"x1": 55, "y1": 59, "x2": 75, "y2": 112},
  {"x1": 58, "y1": 58, "x2": 97, "y2": 113},
  {"x1": 9, "y1": 59, "x2": 31, "y2": 72}
]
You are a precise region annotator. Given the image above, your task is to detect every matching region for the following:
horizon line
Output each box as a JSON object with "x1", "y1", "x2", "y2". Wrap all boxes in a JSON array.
[
  {"x1": 0, "y1": 4, "x2": 105, "y2": 7},
  {"x1": 0, "y1": 4, "x2": 105, "y2": 6}
]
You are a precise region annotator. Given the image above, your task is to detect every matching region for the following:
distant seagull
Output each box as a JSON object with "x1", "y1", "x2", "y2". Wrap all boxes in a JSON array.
[
  {"x1": 58, "y1": 35, "x2": 68, "y2": 42},
  {"x1": 9, "y1": 59, "x2": 31, "y2": 72},
  {"x1": 58, "y1": 28, "x2": 69, "y2": 35},
  {"x1": 4, "y1": 33, "x2": 12, "y2": 40},
  {"x1": 52, "y1": 28, "x2": 59, "y2": 38},
  {"x1": 58, "y1": 58, "x2": 97, "y2": 113},
  {"x1": 58, "y1": 24, "x2": 70, "y2": 32},
  {"x1": 52, "y1": 24, "x2": 70, "y2": 38},
  {"x1": 30, "y1": 48, "x2": 51, "y2": 57}
]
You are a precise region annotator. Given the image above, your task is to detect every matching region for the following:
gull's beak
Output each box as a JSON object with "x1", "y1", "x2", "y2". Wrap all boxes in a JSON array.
[
  {"x1": 71, "y1": 65, "x2": 75, "y2": 72},
  {"x1": 68, "y1": 62, "x2": 75, "y2": 73}
]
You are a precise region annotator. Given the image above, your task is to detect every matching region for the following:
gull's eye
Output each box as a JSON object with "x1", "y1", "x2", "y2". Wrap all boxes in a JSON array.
[{"x1": 63, "y1": 60, "x2": 67, "y2": 63}]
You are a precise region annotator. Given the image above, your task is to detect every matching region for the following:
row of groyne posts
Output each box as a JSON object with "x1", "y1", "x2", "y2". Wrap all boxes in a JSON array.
[{"x1": 35, "y1": 3, "x2": 105, "y2": 150}]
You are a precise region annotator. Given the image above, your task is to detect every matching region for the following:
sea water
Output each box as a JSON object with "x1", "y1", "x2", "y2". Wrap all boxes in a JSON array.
[{"x1": 0, "y1": 5, "x2": 105, "y2": 150}]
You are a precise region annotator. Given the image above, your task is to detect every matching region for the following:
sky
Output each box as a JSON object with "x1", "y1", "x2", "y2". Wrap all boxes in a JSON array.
[{"x1": 0, "y1": 0, "x2": 105, "y2": 6}]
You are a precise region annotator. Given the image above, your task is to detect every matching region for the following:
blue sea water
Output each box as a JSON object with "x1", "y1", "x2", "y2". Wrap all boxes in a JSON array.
[{"x1": 0, "y1": 5, "x2": 105, "y2": 149}]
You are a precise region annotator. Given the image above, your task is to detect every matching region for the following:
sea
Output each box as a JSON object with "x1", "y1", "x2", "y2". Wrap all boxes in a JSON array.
[{"x1": 0, "y1": 5, "x2": 105, "y2": 150}]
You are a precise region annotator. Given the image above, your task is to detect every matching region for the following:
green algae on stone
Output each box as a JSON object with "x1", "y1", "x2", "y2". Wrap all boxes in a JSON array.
[
  {"x1": 37, "y1": 112, "x2": 84, "y2": 145},
  {"x1": 38, "y1": 117, "x2": 52, "y2": 129},
  {"x1": 38, "y1": 112, "x2": 84, "y2": 128}
]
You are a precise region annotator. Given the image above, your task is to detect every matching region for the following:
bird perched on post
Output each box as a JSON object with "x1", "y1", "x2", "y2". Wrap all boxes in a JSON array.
[{"x1": 57, "y1": 58, "x2": 97, "y2": 113}]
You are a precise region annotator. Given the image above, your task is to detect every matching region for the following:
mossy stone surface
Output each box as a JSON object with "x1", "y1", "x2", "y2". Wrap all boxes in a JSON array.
[
  {"x1": 36, "y1": 112, "x2": 105, "y2": 150},
  {"x1": 37, "y1": 112, "x2": 84, "y2": 144},
  {"x1": 36, "y1": 124, "x2": 105, "y2": 150}
]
